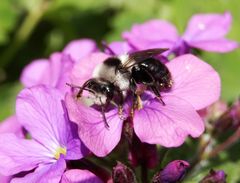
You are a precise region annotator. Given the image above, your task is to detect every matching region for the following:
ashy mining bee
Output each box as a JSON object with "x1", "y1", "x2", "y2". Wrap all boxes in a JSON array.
[
  {"x1": 93, "y1": 48, "x2": 173, "y2": 108},
  {"x1": 69, "y1": 48, "x2": 173, "y2": 127}
]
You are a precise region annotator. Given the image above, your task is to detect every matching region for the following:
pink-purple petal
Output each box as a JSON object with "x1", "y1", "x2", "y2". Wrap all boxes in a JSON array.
[
  {"x1": 166, "y1": 54, "x2": 221, "y2": 110},
  {"x1": 11, "y1": 156, "x2": 66, "y2": 183},
  {"x1": 189, "y1": 39, "x2": 239, "y2": 53},
  {"x1": 61, "y1": 169, "x2": 103, "y2": 183},
  {"x1": 16, "y1": 86, "x2": 68, "y2": 151},
  {"x1": 0, "y1": 133, "x2": 50, "y2": 176},
  {"x1": 133, "y1": 95, "x2": 204, "y2": 147},
  {"x1": 50, "y1": 53, "x2": 74, "y2": 92},
  {"x1": 106, "y1": 41, "x2": 134, "y2": 55},
  {"x1": 20, "y1": 59, "x2": 49, "y2": 87},
  {"x1": 0, "y1": 174, "x2": 11, "y2": 183},
  {"x1": 183, "y1": 12, "x2": 232, "y2": 42},
  {"x1": 63, "y1": 39, "x2": 98, "y2": 62},
  {"x1": 123, "y1": 20, "x2": 179, "y2": 51},
  {"x1": 0, "y1": 115, "x2": 24, "y2": 138},
  {"x1": 65, "y1": 138, "x2": 89, "y2": 160},
  {"x1": 70, "y1": 53, "x2": 109, "y2": 86},
  {"x1": 65, "y1": 93, "x2": 124, "y2": 157}
]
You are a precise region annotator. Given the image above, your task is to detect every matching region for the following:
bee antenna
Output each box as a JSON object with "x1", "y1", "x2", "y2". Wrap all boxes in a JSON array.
[
  {"x1": 102, "y1": 41, "x2": 116, "y2": 55},
  {"x1": 66, "y1": 83, "x2": 95, "y2": 94},
  {"x1": 66, "y1": 83, "x2": 81, "y2": 89}
]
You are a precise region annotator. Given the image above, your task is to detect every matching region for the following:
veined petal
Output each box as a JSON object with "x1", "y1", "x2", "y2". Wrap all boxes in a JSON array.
[
  {"x1": 16, "y1": 86, "x2": 68, "y2": 154},
  {"x1": 11, "y1": 156, "x2": 66, "y2": 183},
  {"x1": 0, "y1": 134, "x2": 50, "y2": 176},
  {"x1": 70, "y1": 53, "x2": 109, "y2": 87},
  {"x1": 61, "y1": 169, "x2": 103, "y2": 183},
  {"x1": 65, "y1": 94, "x2": 124, "y2": 157},
  {"x1": 166, "y1": 54, "x2": 220, "y2": 110},
  {"x1": 134, "y1": 95, "x2": 204, "y2": 147},
  {"x1": 65, "y1": 138, "x2": 89, "y2": 160},
  {"x1": 20, "y1": 59, "x2": 49, "y2": 87},
  {"x1": 183, "y1": 12, "x2": 232, "y2": 42},
  {"x1": 189, "y1": 39, "x2": 239, "y2": 53},
  {"x1": 63, "y1": 39, "x2": 98, "y2": 62}
]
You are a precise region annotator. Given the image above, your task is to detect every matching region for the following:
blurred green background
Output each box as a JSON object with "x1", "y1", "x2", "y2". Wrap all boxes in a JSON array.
[{"x1": 0, "y1": 0, "x2": 240, "y2": 182}]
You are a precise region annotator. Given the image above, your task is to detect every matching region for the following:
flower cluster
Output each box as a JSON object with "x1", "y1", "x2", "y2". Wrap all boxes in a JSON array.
[{"x1": 0, "y1": 12, "x2": 238, "y2": 183}]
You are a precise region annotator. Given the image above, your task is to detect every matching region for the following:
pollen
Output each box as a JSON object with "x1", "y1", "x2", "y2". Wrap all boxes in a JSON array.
[{"x1": 54, "y1": 146, "x2": 67, "y2": 160}]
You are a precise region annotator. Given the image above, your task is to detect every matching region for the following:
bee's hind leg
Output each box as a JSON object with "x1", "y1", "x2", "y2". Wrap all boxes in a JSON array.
[{"x1": 150, "y1": 86, "x2": 165, "y2": 106}]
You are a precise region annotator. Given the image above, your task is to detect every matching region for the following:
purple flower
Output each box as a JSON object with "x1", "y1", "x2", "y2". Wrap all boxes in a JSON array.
[
  {"x1": 123, "y1": 12, "x2": 238, "y2": 55},
  {"x1": 0, "y1": 86, "x2": 89, "y2": 182},
  {"x1": 152, "y1": 160, "x2": 190, "y2": 183},
  {"x1": 20, "y1": 39, "x2": 97, "y2": 92},
  {"x1": 65, "y1": 53, "x2": 220, "y2": 156},
  {"x1": 61, "y1": 169, "x2": 103, "y2": 183}
]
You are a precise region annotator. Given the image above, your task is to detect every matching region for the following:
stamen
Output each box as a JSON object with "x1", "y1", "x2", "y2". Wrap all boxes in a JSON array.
[
  {"x1": 54, "y1": 146, "x2": 67, "y2": 160},
  {"x1": 136, "y1": 95, "x2": 143, "y2": 110}
]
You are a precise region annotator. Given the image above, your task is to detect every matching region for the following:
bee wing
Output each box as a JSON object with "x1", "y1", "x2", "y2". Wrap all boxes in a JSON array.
[{"x1": 122, "y1": 48, "x2": 168, "y2": 68}]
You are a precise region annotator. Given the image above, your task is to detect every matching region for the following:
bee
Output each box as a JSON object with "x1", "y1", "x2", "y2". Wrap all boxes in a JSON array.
[
  {"x1": 69, "y1": 48, "x2": 173, "y2": 127},
  {"x1": 93, "y1": 48, "x2": 172, "y2": 107}
]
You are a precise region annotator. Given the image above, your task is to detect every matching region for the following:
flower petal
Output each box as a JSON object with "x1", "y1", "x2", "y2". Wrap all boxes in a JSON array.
[
  {"x1": 0, "y1": 174, "x2": 11, "y2": 183},
  {"x1": 188, "y1": 39, "x2": 239, "y2": 53},
  {"x1": 11, "y1": 156, "x2": 66, "y2": 183},
  {"x1": 183, "y1": 12, "x2": 232, "y2": 42},
  {"x1": 70, "y1": 52, "x2": 109, "y2": 86},
  {"x1": 61, "y1": 169, "x2": 103, "y2": 183},
  {"x1": 20, "y1": 59, "x2": 49, "y2": 87},
  {"x1": 123, "y1": 20, "x2": 179, "y2": 51},
  {"x1": 63, "y1": 39, "x2": 98, "y2": 62},
  {"x1": 49, "y1": 53, "x2": 74, "y2": 92},
  {"x1": 16, "y1": 85, "x2": 85, "y2": 159},
  {"x1": 65, "y1": 93, "x2": 124, "y2": 157},
  {"x1": 106, "y1": 41, "x2": 134, "y2": 55},
  {"x1": 133, "y1": 95, "x2": 204, "y2": 147},
  {"x1": 65, "y1": 138, "x2": 89, "y2": 160},
  {"x1": 166, "y1": 54, "x2": 220, "y2": 110},
  {"x1": 0, "y1": 115, "x2": 24, "y2": 138},
  {"x1": 0, "y1": 133, "x2": 50, "y2": 176}
]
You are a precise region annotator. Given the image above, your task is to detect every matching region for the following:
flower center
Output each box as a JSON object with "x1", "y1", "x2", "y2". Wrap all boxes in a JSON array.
[{"x1": 54, "y1": 146, "x2": 67, "y2": 159}]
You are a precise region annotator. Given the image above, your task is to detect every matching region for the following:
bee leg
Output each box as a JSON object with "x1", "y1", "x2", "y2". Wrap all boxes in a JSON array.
[
  {"x1": 136, "y1": 94, "x2": 143, "y2": 110},
  {"x1": 130, "y1": 78, "x2": 143, "y2": 113},
  {"x1": 99, "y1": 98, "x2": 110, "y2": 129},
  {"x1": 115, "y1": 88, "x2": 125, "y2": 120},
  {"x1": 76, "y1": 79, "x2": 93, "y2": 98},
  {"x1": 150, "y1": 86, "x2": 165, "y2": 106}
]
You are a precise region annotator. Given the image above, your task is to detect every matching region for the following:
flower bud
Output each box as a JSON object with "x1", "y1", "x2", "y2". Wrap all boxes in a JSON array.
[
  {"x1": 213, "y1": 98, "x2": 240, "y2": 135},
  {"x1": 112, "y1": 162, "x2": 137, "y2": 183},
  {"x1": 200, "y1": 169, "x2": 226, "y2": 183},
  {"x1": 152, "y1": 160, "x2": 189, "y2": 183}
]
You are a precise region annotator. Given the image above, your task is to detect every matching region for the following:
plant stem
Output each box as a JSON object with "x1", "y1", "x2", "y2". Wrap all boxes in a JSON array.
[
  {"x1": 208, "y1": 127, "x2": 240, "y2": 158},
  {"x1": 141, "y1": 161, "x2": 148, "y2": 183},
  {"x1": 0, "y1": 0, "x2": 52, "y2": 68}
]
